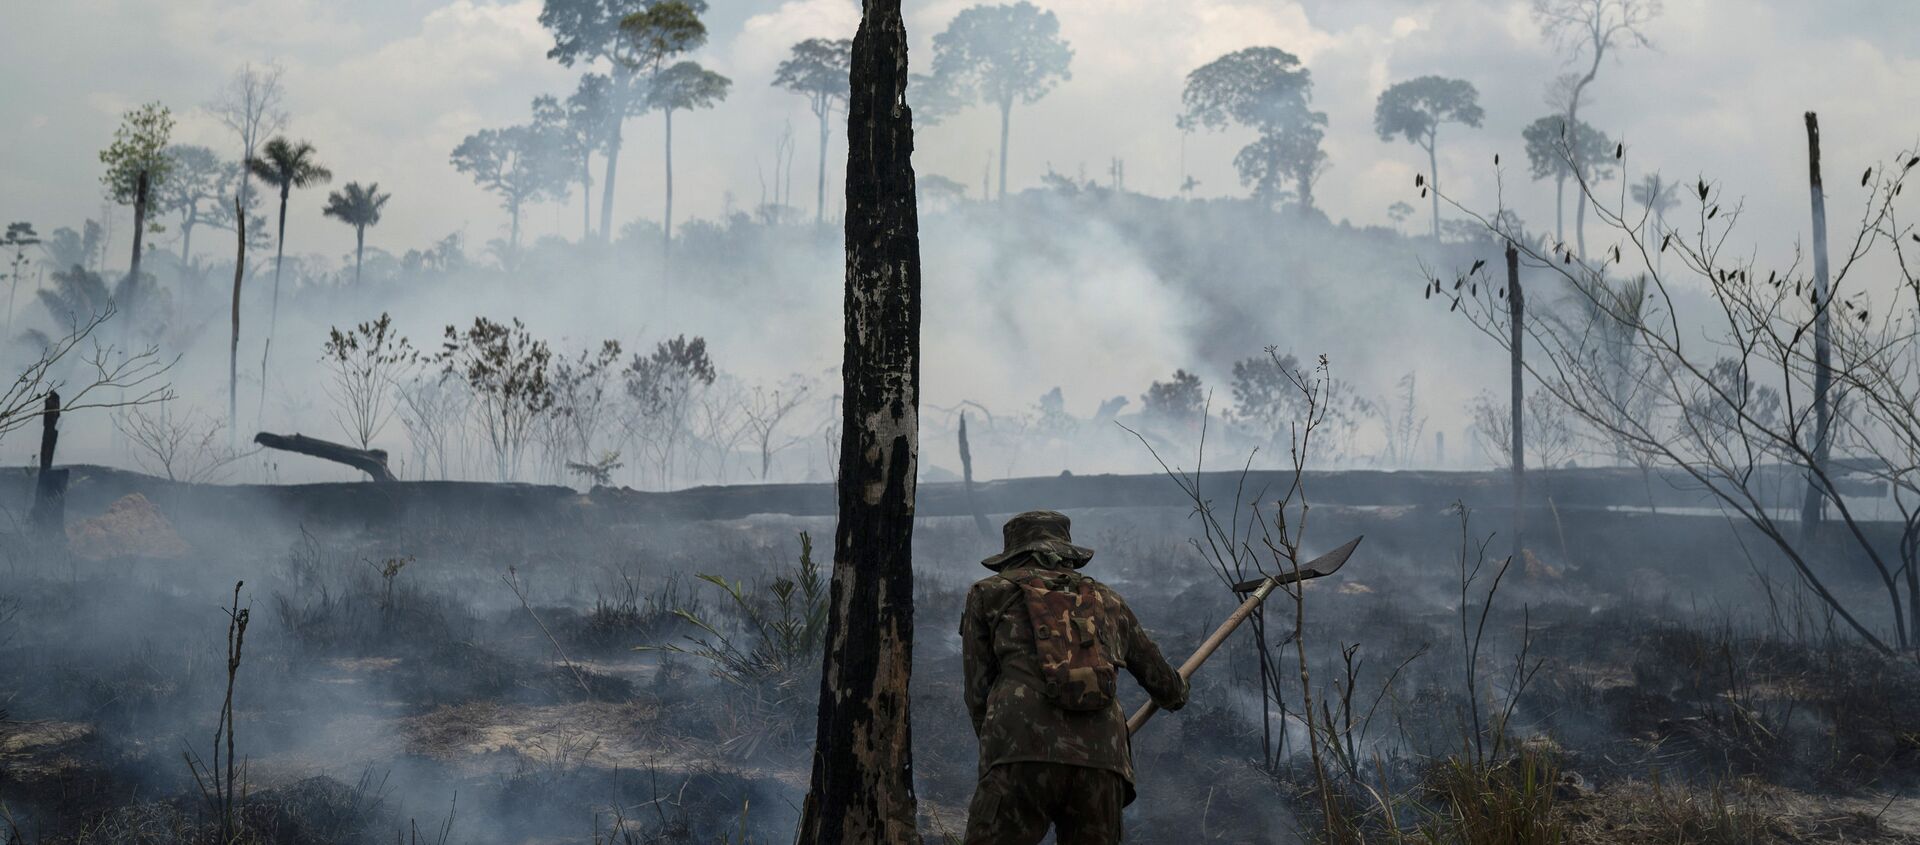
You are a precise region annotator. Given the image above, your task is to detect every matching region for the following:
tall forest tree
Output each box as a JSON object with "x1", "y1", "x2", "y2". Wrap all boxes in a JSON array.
[
  {"x1": 920, "y1": 1, "x2": 1071, "y2": 202},
  {"x1": 646, "y1": 60, "x2": 730, "y2": 254},
  {"x1": 321, "y1": 182, "x2": 392, "y2": 285},
  {"x1": 1532, "y1": 0, "x2": 1658, "y2": 256},
  {"x1": 774, "y1": 38, "x2": 854, "y2": 225},
  {"x1": 246, "y1": 136, "x2": 331, "y2": 381},
  {"x1": 540, "y1": 0, "x2": 710, "y2": 242},
  {"x1": 1521, "y1": 114, "x2": 1611, "y2": 247},
  {"x1": 616, "y1": 1, "x2": 720, "y2": 252},
  {"x1": 1181, "y1": 47, "x2": 1327, "y2": 211},
  {"x1": 450, "y1": 126, "x2": 567, "y2": 257},
  {"x1": 1373, "y1": 75, "x2": 1484, "y2": 238},
  {"x1": 533, "y1": 75, "x2": 615, "y2": 240},
  {"x1": 207, "y1": 61, "x2": 289, "y2": 218},
  {"x1": 100, "y1": 102, "x2": 175, "y2": 297},
  {"x1": 794, "y1": 0, "x2": 923, "y2": 839},
  {"x1": 156, "y1": 145, "x2": 225, "y2": 264}
]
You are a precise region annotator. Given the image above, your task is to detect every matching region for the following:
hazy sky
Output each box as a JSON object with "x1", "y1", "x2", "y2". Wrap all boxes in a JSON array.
[{"x1": 3, "y1": 0, "x2": 1916, "y2": 269}]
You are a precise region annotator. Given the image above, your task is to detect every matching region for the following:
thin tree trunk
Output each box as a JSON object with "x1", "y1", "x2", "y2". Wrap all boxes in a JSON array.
[
  {"x1": 1555, "y1": 173, "x2": 1565, "y2": 244},
  {"x1": 1426, "y1": 135, "x2": 1441, "y2": 239},
  {"x1": 817, "y1": 102, "x2": 831, "y2": 226},
  {"x1": 601, "y1": 116, "x2": 624, "y2": 243},
  {"x1": 1576, "y1": 189, "x2": 1588, "y2": 259},
  {"x1": 1508, "y1": 242, "x2": 1525, "y2": 561},
  {"x1": 959, "y1": 412, "x2": 993, "y2": 539},
  {"x1": 129, "y1": 170, "x2": 150, "y2": 289},
  {"x1": 1566, "y1": 47, "x2": 1599, "y2": 257},
  {"x1": 1801, "y1": 111, "x2": 1833, "y2": 539},
  {"x1": 509, "y1": 197, "x2": 521, "y2": 256},
  {"x1": 354, "y1": 225, "x2": 365, "y2": 286},
  {"x1": 794, "y1": 0, "x2": 923, "y2": 838},
  {"x1": 182, "y1": 209, "x2": 197, "y2": 266},
  {"x1": 230, "y1": 196, "x2": 246, "y2": 448},
  {"x1": 264, "y1": 183, "x2": 289, "y2": 396},
  {"x1": 997, "y1": 99, "x2": 1011, "y2": 202},
  {"x1": 582, "y1": 154, "x2": 594, "y2": 241},
  {"x1": 663, "y1": 107, "x2": 675, "y2": 259},
  {"x1": 29, "y1": 392, "x2": 65, "y2": 539}
]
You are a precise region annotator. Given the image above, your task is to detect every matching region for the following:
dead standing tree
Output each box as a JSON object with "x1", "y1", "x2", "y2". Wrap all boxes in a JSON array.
[
  {"x1": 1799, "y1": 111, "x2": 1834, "y2": 538},
  {"x1": 1428, "y1": 135, "x2": 1920, "y2": 655},
  {"x1": 794, "y1": 0, "x2": 923, "y2": 838}
]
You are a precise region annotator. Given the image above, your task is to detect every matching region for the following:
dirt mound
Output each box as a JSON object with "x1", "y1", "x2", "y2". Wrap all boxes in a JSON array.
[{"x1": 66, "y1": 493, "x2": 190, "y2": 560}]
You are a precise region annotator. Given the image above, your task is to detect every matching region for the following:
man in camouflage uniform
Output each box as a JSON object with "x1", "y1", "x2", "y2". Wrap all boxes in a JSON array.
[{"x1": 962, "y1": 511, "x2": 1189, "y2": 844}]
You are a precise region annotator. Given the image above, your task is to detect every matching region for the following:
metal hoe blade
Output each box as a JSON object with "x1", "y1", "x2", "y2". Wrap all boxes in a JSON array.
[{"x1": 1230, "y1": 535, "x2": 1364, "y2": 594}]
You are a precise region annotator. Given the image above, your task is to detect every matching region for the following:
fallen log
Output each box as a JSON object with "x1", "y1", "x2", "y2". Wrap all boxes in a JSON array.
[{"x1": 254, "y1": 432, "x2": 395, "y2": 482}]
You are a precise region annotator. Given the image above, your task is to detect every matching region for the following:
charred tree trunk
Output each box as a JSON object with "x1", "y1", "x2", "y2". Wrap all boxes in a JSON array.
[
  {"x1": 254, "y1": 432, "x2": 396, "y2": 482},
  {"x1": 1800, "y1": 111, "x2": 1833, "y2": 540},
  {"x1": 1507, "y1": 242, "x2": 1525, "y2": 561},
  {"x1": 959, "y1": 412, "x2": 993, "y2": 539},
  {"x1": 795, "y1": 0, "x2": 924, "y2": 838},
  {"x1": 128, "y1": 170, "x2": 150, "y2": 289},
  {"x1": 29, "y1": 392, "x2": 66, "y2": 539},
  {"x1": 230, "y1": 196, "x2": 246, "y2": 447}
]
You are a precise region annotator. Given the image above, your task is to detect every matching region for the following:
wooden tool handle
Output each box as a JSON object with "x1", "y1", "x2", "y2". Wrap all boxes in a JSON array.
[{"x1": 1126, "y1": 580, "x2": 1276, "y2": 735}]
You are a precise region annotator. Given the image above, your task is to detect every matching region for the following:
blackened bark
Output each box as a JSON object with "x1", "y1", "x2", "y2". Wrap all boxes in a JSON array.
[
  {"x1": 1507, "y1": 243, "x2": 1525, "y2": 561},
  {"x1": 959, "y1": 412, "x2": 993, "y2": 539},
  {"x1": 30, "y1": 392, "x2": 65, "y2": 538},
  {"x1": 129, "y1": 170, "x2": 150, "y2": 289},
  {"x1": 795, "y1": 0, "x2": 923, "y2": 839},
  {"x1": 230, "y1": 195, "x2": 246, "y2": 446},
  {"x1": 1800, "y1": 111, "x2": 1832, "y2": 539}
]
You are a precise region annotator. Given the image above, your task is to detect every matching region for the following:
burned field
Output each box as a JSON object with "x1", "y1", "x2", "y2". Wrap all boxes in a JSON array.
[{"x1": 3, "y1": 469, "x2": 1919, "y2": 843}]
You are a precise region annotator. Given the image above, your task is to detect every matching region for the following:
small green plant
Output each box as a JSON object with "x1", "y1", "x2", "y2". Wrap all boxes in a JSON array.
[{"x1": 640, "y1": 532, "x2": 828, "y2": 706}]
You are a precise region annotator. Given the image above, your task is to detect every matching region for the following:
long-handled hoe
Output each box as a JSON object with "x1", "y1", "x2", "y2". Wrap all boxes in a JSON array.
[{"x1": 1127, "y1": 536, "x2": 1362, "y2": 736}]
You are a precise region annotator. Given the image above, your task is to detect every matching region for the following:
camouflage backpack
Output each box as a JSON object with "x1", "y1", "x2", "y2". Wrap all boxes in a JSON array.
[{"x1": 1002, "y1": 568, "x2": 1118, "y2": 711}]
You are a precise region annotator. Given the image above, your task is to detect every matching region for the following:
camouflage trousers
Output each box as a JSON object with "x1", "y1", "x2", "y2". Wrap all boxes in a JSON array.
[{"x1": 962, "y1": 761, "x2": 1128, "y2": 845}]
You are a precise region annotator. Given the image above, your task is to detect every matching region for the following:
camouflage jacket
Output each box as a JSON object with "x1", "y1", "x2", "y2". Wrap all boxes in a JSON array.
[{"x1": 961, "y1": 558, "x2": 1189, "y2": 787}]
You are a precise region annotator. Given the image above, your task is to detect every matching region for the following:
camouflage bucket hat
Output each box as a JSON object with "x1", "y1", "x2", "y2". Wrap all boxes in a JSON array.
[{"x1": 980, "y1": 510, "x2": 1095, "y2": 571}]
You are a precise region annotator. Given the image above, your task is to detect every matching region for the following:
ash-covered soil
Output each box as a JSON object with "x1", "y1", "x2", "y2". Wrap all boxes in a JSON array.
[{"x1": 3, "y1": 487, "x2": 1919, "y2": 843}]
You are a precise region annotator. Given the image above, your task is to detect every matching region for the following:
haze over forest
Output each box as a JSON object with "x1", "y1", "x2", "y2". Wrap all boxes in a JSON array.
[{"x1": 2, "y1": 0, "x2": 1916, "y2": 484}]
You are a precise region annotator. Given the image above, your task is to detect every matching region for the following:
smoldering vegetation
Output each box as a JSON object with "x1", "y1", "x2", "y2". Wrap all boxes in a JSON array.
[
  {"x1": 3, "y1": 470, "x2": 1920, "y2": 843},
  {"x1": 7, "y1": 0, "x2": 1920, "y2": 841}
]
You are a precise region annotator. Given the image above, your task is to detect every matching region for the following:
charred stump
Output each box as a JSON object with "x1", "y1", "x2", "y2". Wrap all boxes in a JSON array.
[
  {"x1": 253, "y1": 432, "x2": 395, "y2": 482},
  {"x1": 794, "y1": 0, "x2": 924, "y2": 838},
  {"x1": 29, "y1": 392, "x2": 66, "y2": 538},
  {"x1": 959, "y1": 412, "x2": 994, "y2": 539}
]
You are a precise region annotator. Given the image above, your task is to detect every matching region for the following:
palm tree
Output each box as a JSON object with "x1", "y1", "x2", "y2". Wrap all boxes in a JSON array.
[
  {"x1": 321, "y1": 182, "x2": 391, "y2": 285},
  {"x1": 246, "y1": 137, "x2": 330, "y2": 365}
]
